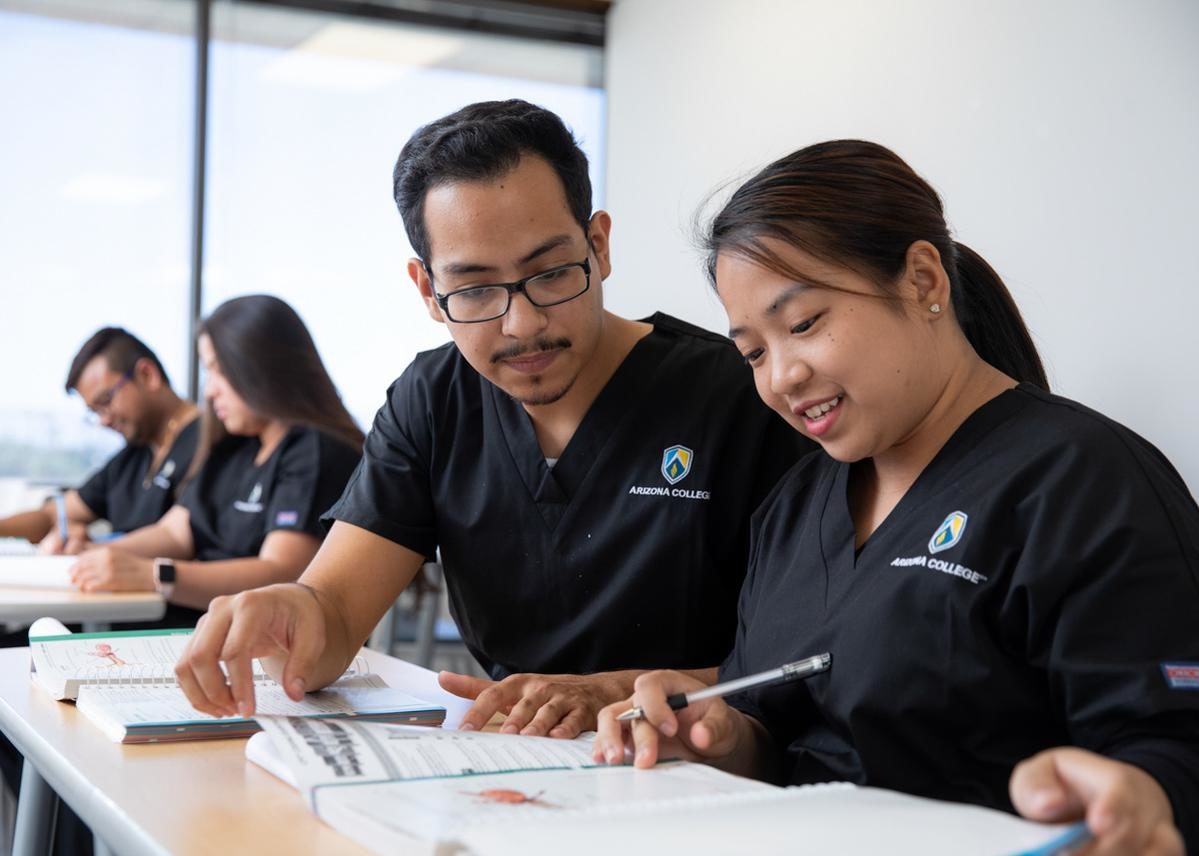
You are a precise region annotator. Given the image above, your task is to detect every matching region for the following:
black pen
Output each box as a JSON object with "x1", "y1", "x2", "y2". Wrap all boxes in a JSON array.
[{"x1": 617, "y1": 653, "x2": 832, "y2": 722}]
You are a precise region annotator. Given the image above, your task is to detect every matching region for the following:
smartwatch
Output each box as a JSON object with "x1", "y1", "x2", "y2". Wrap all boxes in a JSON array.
[{"x1": 153, "y1": 557, "x2": 177, "y2": 599}]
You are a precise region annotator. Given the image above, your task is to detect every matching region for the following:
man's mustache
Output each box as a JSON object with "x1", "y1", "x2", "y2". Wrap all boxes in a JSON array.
[{"x1": 491, "y1": 338, "x2": 572, "y2": 364}]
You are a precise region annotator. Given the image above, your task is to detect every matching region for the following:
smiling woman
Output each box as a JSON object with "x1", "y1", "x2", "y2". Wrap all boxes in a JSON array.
[{"x1": 597, "y1": 139, "x2": 1199, "y2": 855}]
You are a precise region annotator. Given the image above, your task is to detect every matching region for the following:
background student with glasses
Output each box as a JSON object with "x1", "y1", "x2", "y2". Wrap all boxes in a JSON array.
[
  {"x1": 175, "y1": 99, "x2": 813, "y2": 738},
  {"x1": 0, "y1": 327, "x2": 199, "y2": 554},
  {"x1": 68, "y1": 295, "x2": 363, "y2": 629}
]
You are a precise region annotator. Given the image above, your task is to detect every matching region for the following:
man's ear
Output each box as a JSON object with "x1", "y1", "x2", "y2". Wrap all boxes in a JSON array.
[
  {"x1": 587, "y1": 211, "x2": 613, "y2": 281},
  {"x1": 902, "y1": 240, "x2": 951, "y2": 319},
  {"x1": 409, "y1": 257, "x2": 446, "y2": 324},
  {"x1": 133, "y1": 357, "x2": 162, "y2": 391}
]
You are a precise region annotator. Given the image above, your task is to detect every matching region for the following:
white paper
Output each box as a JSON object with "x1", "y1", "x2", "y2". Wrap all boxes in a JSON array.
[
  {"x1": 0, "y1": 555, "x2": 77, "y2": 589},
  {"x1": 252, "y1": 718, "x2": 1081, "y2": 856},
  {"x1": 78, "y1": 674, "x2": 437, "y2": 725},
  {"x1": 368, "y1": 659, "x2": 474, "y2": 730},
  {"x1": 30, "y1": 629, "x2": 196, "y2": 697},
  {"x1": 256, "y1": 717, "x2": 598, "y2": 792},
  {"x1": 317, "y1": 763, "x2": 774, "y2": 846},
  {"x1": 455, "y1": 785, "x2": 1084, "y2": 856}
]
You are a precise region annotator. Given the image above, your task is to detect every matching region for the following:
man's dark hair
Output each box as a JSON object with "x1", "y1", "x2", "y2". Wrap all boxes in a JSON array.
[
  {"x1": 393, "y1": 99, "x2": 593, "y2": 262},
  {"x1": 64, "y1": 327, "x2": 170, "y2": 393}
]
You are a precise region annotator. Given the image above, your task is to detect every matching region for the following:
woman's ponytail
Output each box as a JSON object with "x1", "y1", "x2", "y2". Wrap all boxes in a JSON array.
[{"x1": 950, "y1": 242, "x2": 1048, "y2": 389}]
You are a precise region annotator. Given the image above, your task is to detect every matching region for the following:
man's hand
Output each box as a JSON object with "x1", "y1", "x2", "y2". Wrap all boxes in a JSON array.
[
  {"x1": 1010, "y1": 747, "x2": 1183, "y2": 855},
  {"x1": 70, "y1": 546, "x2": 153, "y2": 592},
  {"x1": 439, "y1": 670, "x2": 638, "y2": 738},
  {"x1": 174, "y1": 583, "x2": 328, "y2": 719}
]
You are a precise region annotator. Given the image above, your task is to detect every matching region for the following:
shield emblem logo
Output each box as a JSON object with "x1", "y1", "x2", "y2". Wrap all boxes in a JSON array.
[
  {"x1": 661, "y1": 445, "x2": 693, "y2": 485},
  {"x1": 928, "y1": 511, "x2": 968, "y2": 554}
]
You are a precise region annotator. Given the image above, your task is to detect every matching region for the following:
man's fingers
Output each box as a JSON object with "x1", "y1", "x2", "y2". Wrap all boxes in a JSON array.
[
  {"x1": 501, "y1": 684, "x2": 553, "y2": 734},
  {"x1": 517, "y1": 697, "x2": 572, "y2": 737},
  {"x1": 548, "y1": 708, "x2": 591, "y2": 739},
  {"x1": 438, "y1": 671, "x2": 494, "y2": 701},
  {"x1": 176, "y1": 602, "x2": 237, "y2": 715},
  {"x1": 457, "y1": 682, "x2": 517, "y2": 732}
]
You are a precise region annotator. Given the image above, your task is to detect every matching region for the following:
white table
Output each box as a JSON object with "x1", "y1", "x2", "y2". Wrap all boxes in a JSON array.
[{"x1": 0, "y1": 646, "x2": 397, "y2": 855}]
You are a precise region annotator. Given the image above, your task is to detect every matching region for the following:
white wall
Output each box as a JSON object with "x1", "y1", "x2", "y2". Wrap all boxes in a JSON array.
[{"x1": 603, "y1": 0, "x2": 1199, "y2": 491}]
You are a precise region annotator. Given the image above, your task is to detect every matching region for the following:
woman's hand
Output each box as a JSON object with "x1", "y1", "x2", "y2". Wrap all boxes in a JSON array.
[
  {"x1": 1010, "y1": 747, "x2": 1183, "y2": 855},
  {"x1": 593, "y1": 670, "x2": 746, "y2": 770},
  {"x1": 69, "y1": 546, "x2": 155, "y2": 592}
]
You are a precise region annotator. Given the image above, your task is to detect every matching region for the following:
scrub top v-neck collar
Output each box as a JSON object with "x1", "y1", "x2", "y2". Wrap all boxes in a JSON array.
[
  {"x1": 819, "y1": 385, "x2": 1029, "y2": 600},
  {"x1": 487, "y1": 324, "x2": 669, "y2": 531}
]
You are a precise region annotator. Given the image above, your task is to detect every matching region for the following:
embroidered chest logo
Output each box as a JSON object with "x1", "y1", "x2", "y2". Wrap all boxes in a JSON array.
[
  {"x1": 889, "y1": 509, "x2": 987, "y2": 585},
  {"x1": 234, "y1": 482, "x2": 264, "y2": 513},
  {"x1": 628, "y1": 444, "x2": 710, "y2": 501},
  {"x1": 152, "y1": 459, "x2": 176, "y2": 490},
  {"x1": 929, "y1": 510, "x2": 968, "y2": 554},
  {"x1": 661, "y1": 445, "x2": 693, "y2": 485}
]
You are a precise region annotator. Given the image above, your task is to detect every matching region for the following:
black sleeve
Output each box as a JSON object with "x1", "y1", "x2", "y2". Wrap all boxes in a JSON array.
[
  {"x1": 264, "y1": 431, "x2": 360, "y2": 541},
  {"x1": 1012, "y1": 433, "x2": 1199, "y2": 850},
  {"x1": 323, "y1": 366, "x2": 437, "y2": 557},
  {"x1": 74, "y1": 450, "x2": 125, "y2": 519}
]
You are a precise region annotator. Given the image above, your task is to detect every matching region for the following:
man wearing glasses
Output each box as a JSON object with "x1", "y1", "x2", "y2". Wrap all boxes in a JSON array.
[
  {"x1": 177, "y1": 100, "x2": 811, "y2": 737},
  {"x1": 0, "y1": 328, "x2": 198, "y2": 553}
]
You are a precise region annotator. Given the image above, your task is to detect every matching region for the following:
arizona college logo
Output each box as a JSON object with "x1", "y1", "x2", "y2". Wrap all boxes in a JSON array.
[
  {"x1": 660, "y1": 445, "x2": 693, "y2": 485},
  {"x1": 928, "y1": 511, "x2": 968, "y2": 554}
]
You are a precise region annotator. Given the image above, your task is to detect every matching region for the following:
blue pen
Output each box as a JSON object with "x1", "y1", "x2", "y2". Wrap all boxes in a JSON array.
[
  {"x1": 54, "y1": 492, "x2": 69, "y2": 544},
  {"x1": 1012, "y1": 821, "x2": 1092, "y2": 856}
]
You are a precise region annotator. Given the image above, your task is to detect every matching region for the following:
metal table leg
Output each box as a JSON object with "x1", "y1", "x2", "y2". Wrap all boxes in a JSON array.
[{"x1": 13, "y1": 760, "x2": 57, "y2": 856}]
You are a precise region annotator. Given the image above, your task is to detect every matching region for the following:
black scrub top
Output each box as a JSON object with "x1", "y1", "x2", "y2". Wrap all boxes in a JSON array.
[
  {"x1": 723, "y1": 383, "x2": 1199, "y2": 850},
  {"x1": 326, "y1": 313, "x2": 814, "y2": 679},
  {"x1": 76, "y1": 418, "x2": 200, "y2": 532},
  {"x1": 181, "y1": 425, "x2": 361, "y2": 562}
]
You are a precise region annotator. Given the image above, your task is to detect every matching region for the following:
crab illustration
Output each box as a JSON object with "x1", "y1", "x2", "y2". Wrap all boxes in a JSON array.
[{"x1": 467, "y1": 788, "x2": 556, "y2": 808}]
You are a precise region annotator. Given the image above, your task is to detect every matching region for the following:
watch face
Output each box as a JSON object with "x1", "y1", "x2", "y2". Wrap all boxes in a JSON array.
[{"x1": 157, "y1": 560, "x2": 177, "y2": 583}]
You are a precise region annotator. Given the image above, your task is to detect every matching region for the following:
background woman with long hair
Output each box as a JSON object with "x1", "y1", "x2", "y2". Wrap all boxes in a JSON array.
[
  {"x1": 597, "y1": 141, "x2": 1199, "y2": 853},
  {"x1": 70, "y1": 294, "x2": 363, "y2": 625}
]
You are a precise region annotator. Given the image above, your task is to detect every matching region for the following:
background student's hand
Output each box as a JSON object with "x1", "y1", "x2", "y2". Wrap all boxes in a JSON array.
[
  {"x1": 37, "y1": 524, "x2": 89, "y2": 555},
  {"x1": 593, "y1": 670, "x2": 743, "y2": 769},
  {"x1": 440, "y1": 670, "x2": 640, "y2": 737},
  {"x1": 1010, "y1": 747, "x2": 1183, "y2": 855},
  {"x1": 174, "y1": 583, "x2": 327, "y2": 719},
  {"x1": 69, "y1": 546, "x2": 153, "y2": 591}
]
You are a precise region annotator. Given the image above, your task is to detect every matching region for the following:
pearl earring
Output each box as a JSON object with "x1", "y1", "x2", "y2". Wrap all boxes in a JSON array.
[{"x1": 929, "y1": 303, "x2": 942, "y2": 314}]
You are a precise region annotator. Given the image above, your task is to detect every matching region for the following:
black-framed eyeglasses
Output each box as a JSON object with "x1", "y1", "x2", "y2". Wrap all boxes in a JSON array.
[
  {"x1": 430, "y1": 258, "x2": 591, "y2": 324},
  {"x1": 83, "y1": 368, "x2": 134, "y2": 423}
]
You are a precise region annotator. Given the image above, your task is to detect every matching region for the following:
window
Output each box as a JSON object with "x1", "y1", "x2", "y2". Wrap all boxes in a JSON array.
[
  {"x1": 0, "y1": 0, "x2": 193, "y2": 485},
  {"x1": 204, "y1": 2, "x2": 606, "y2": 425}
]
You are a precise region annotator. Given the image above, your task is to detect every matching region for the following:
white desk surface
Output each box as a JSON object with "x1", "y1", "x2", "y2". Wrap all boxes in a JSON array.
[
  {"x1": 0, "y1": 587, "x2": 165, "y2": 624},
  {"x1": 0, "y1": 645, "x2": 384, "y2": 855}
]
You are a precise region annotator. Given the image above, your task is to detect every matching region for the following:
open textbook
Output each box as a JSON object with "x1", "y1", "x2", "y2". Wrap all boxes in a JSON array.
[
  {"x1": 249, "y1": 716, "x2": 1086, "y2": 856},
  {"x1": 0, "y1": 555, "x2": 76, "y2": 589},
  {"x1": 28, "y1": 620, "x2": 445, "y2": 743}
]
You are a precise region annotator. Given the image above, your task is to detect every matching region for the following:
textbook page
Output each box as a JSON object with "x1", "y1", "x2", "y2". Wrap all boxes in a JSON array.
[
  {"x1": 256, "y1": 716, "x2": 600, "y2": 792},
  {"x1": 30, "y1": 628, "x2": 196, "y2": 699},
  {"x1": 28, "y1": 625, "x2": 366, "y2": 701},
  {"x1": 75, "y1": 675, "x2": 444, "y2": 743},
  {"x1": 0, "y1": 538, "x2": 37, "y2": 557},
  {"x1": 252, "y1": 717, "x2": 776, "y2": 854},
  {"x1": 0, "y1": 555, "x2": 76, "y2": 589},
  {"x1": 456, "y1": 784, "x2": 1086, "y2": 856}
]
